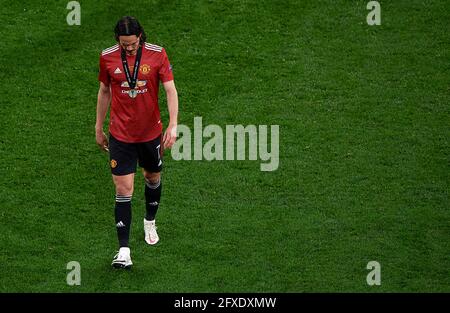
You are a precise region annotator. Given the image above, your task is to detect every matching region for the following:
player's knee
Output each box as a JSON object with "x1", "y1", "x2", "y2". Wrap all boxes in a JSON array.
[
  {"x1": 115, "y1": 183, "x2": 133, "y2": 196},
  {"x1": 144, "y1": 172, "x2": 160, "y2": 185}
]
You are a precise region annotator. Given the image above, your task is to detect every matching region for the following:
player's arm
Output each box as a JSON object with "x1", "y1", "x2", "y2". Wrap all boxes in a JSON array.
[
  {"x1": 95, "y1": 81, "x2": 111, "y2": 152},
  {"x1": 162, "y1": 80, "x2": 178, "y2": 149}
]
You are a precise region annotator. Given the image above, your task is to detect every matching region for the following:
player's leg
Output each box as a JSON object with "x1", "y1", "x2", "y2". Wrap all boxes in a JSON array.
[
  {"x1": 142, "y1": 171, "x2": 161, "y2": 245},
  {"x1": 112, "y1": 173, "x2": 135, "y2": 248},
  {"x1": 111, "y1": 173, "x2": 134, "y2": 268},
  {"x1": 109, "y1": 134, "x2": 138, "y2": 268},
  {"x1": 137, "y1": 135, "x2": 163, "y2": 245},
  {"x1": 143, "y1": 171, "x2": 161, "y2": 222}
]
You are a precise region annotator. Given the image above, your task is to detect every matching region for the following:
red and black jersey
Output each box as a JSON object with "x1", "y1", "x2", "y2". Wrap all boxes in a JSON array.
[{"x1": 98, "y1": 42, "x2": 174, "y2": 143}]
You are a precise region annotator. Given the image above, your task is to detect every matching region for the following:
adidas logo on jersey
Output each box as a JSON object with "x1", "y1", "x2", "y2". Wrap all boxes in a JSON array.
[{"x1": 114, "y1": 67, "x2": 122, "y2": 74}]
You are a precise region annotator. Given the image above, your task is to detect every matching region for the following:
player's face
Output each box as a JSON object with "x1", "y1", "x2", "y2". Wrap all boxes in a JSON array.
[{"x1": 119, "y1": 35, "x2": 141, "y2": 56}]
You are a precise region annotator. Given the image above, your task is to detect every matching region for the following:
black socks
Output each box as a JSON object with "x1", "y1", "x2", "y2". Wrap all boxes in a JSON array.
[
  {"x1": 145, "y1": 179, "x2": 161, "y2": 221},
  {"x1": 115, "y1": 195, "x2": 132, "y2": 247}
]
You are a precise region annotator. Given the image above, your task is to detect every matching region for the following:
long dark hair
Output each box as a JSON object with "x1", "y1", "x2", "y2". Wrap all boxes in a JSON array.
[{"x1": 114, "y1": 16, "x2": 147, "y2": 44}]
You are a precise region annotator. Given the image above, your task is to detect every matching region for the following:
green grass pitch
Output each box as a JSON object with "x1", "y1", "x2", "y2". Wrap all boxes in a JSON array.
[{"x1": 0, "y1": 0, "x2": 448, "y2": 292}]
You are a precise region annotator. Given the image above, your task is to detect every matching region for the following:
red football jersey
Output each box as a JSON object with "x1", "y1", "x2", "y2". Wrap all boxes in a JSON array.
[{"x1": 98, "y1": 42, "x2": 174, "y2": 143}]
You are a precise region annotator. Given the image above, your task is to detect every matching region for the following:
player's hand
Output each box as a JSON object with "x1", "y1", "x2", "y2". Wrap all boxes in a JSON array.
[
  {"x1": 163, "y1": 124, "x2": 177, "y2": 149},
  {"x1": 96, "y1": 130, "x2": 109, "y2": 152}
]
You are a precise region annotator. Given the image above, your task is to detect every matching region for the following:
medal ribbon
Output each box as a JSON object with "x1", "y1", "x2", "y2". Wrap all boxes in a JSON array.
[{"x1": 121, "y1": 45, "x2": 142, "y2": 90}]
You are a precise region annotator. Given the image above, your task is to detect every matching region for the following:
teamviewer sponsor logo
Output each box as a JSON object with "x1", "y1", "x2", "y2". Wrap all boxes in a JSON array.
[{"x1": 121, "y1": 80, "x2": 147, "y2": 87}]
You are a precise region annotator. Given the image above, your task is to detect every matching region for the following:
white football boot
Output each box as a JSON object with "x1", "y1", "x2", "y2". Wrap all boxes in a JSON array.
[
  {"x1": 111, "y1": 247, "x2": 133, "y2": 269},
  {"x1": 144, "y1": 219, "x2": 159, "y2": 245}
]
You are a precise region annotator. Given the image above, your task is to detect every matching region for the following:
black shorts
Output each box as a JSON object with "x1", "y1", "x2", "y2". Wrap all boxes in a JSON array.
[{"x1": 109, "y1": 133, "x2": 163, "y2": 176}]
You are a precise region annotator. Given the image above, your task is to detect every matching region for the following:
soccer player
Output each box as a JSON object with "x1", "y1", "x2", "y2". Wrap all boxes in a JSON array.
[{"x1": 95, "y1": 16, "x2": 178, "y2": 269}]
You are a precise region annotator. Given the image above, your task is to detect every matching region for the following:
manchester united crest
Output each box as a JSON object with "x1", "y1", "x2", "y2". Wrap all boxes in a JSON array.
[
  {"x1": 110, "y1": 159, "x2": 117, "y2": 168},
  {"x1": 140, "y1": 64, "x2": 151, "y2": 74}
]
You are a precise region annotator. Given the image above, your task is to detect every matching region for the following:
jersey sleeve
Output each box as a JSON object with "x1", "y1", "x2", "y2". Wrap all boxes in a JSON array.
[
  {"x1": 158, "y1": 48, "x2": 174, "y2": 83},
  {"x1": 98, "y1": 54, "x2": 110, "y2": 86}
]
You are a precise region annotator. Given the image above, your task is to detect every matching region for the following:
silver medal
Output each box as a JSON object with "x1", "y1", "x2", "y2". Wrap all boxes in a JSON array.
[{"x1": 128, "y1": 89, "x2": 138, "y2": 98}]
